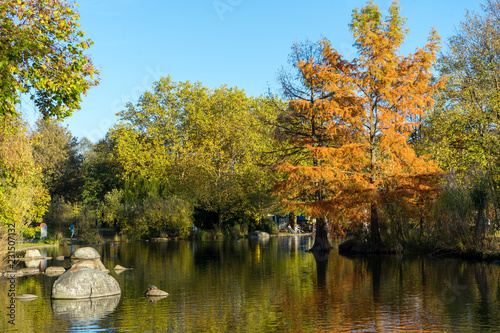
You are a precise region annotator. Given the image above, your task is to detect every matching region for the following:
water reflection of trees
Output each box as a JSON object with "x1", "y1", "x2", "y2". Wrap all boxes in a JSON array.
[{"x1": 3, "y1": 240, "x2": 500, "y2": 331}]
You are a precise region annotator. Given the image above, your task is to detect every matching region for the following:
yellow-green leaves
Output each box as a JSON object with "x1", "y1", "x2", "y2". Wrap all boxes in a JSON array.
[
  {"x1": 0, "y1": 0, "x2": 99, "y2": 119},
  {"x1": 111, "y1": 76, "x2": 278, "y2": 229}
]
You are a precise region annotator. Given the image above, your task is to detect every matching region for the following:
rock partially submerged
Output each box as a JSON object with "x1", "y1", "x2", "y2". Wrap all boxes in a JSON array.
[
  {"x1": 14, "y1": 294, "x2": 40, "y2": 301},
  {"x1": 5, "y1": 270, "x2": 25, "y2": 278},
  {"x1": 23, "y1": 249, "x2": 42, "y2": 268},
  {"x1": 144, "y1": 285, "x2": 169, "y2": 297},
  {"x1": 19, "y1": 249, "x2": 51, "y2": 260},
  {"x1": 25, "y1": 259, "x2": 43, "y2": 268},
  {"x1": 249, "y1": 231, "x2": 270, "y2": 240},
  {"x1": 52, "y1": 267, "x2": 121, "y2": 299},
  {"x1": 114, "y1": 264, "x2": 132, "y2": 271},
  {"x1": 45, "y1": 266, "x2": 67, "y2": 276},
  {"x1": 70, "y1": 247, "x2": 100, "y2": 260},
  {"x1": 19, "y1": 267, "x2": 40, "y2": 276},
  {"x1": 25, "y1": 249, "x2": 42, "y2": 258}
]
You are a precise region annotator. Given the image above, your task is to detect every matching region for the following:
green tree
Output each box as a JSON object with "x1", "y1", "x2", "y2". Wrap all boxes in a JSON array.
[
  {"x1": 111, "y1": 76, "x2": 277, "y2": 231},
  {"x1": 80, "y1": 136, "x2": 124, "y2": 204},
  {"x1": 0, "y1": 116, "x2": 49, "y2": 260},
  {"x1": 419, "y1": 0, "x2": 500, "y2": 228},
  {"x1": 31, "y1": 118, "x2": 83, "y2": 201},
  {"x1": 0, "y1": 0, "x2": 99, "y2": 119},
  {"x1": 102, "y1": 187, "x2": 193, "y2": 239}
]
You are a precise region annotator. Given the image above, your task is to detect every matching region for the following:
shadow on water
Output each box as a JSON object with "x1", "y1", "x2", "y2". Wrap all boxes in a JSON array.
[
  {"x1": 311, "y1": 249, "x2": 330, "y2": 329},
  {"x1": 473, "y1": 263, "x2": 493, "y2": 329},
  {"x1": 312, "y1": 250, "x2": 329, "y2": 289}
]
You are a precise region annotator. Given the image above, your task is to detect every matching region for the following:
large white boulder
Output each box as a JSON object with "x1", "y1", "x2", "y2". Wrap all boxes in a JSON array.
[
  {"x1": 24, "y1": 249, "x2": 42, "y2": 258},
  {"x1": 52, "y1": 267, "x2": 121, "y2": 299}
]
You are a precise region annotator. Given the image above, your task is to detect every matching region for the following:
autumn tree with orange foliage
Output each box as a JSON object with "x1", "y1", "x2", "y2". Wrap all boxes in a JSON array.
[{"x1": 273, "y1": 1, "x2": 443, "y2": 251}]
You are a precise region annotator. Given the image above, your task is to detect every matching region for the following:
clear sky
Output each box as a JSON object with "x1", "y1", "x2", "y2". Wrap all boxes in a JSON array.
[{"x1": 26, "y1": 0, "x2": 484, "y2": 142}]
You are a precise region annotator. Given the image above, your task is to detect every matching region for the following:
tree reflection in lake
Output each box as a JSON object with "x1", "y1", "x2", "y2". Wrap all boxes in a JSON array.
[{"x1": 2, "y1": 238, "x2": 500, "y2": 332}]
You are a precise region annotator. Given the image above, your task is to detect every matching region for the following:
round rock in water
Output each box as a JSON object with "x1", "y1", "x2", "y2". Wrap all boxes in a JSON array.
[
  {"x1": 52, "y1": 267, "x2": 121, "y2": 299},
  {"x1": 144, "y1": 285, "x2": 169, "y2": 297},
  {"x1": 24, "y1": 249, "x2": 42, "y2": 258},
  {"x1": 45, "y1": 266, "x2": 67, "y2": 276},
  {"x1": 70, "y1": 247, "x2": 100, "y2": 260}
]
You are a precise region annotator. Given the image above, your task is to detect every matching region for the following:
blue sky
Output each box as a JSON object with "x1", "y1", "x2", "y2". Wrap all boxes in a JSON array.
[{"x1": 26, "y1": 0, "x2": 484, "y2": 142}]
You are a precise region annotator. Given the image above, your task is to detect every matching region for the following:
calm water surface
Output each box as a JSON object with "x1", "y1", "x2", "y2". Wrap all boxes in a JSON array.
[{"x1": 2, "y1": 236, "x2": 500, "y2": 332}]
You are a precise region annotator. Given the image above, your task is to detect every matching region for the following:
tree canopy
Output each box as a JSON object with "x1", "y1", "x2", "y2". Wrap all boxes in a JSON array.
[
  {"x1": 273, "y1": 1, "x2": 443, "y2": 247},
  {"x1": 421, "y1": 0, "x2": 500, "y2": 176},
  {"x1": 0, "y1": 0, "x2": 99, "y2": 119},
  {"x1": 111, "y1": 76, "x2": 278, "y2": 231}
]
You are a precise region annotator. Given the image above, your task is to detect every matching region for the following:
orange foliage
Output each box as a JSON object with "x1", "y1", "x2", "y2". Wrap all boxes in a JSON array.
[{"x1": 274, "y1": 1, "x2": 443, "y2": 241}]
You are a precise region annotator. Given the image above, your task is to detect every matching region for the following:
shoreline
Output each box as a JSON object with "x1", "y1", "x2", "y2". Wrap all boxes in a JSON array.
[
  {"x1": 14, "y1": 244, "x2": 61, "y2": 252},
  {"x1": 337, "y1": 238, "x2": 500, "y2": 264}
]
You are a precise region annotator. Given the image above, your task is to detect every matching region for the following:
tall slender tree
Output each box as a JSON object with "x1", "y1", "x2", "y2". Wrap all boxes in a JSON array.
[{"x1": 274, "y1": 1, "x2": 443, "y2": 250}]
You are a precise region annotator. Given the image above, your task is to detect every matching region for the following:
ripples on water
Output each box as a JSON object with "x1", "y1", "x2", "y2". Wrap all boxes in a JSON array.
[{"x1": 2, "y1": 237, "x2": 500, "y2": 332}]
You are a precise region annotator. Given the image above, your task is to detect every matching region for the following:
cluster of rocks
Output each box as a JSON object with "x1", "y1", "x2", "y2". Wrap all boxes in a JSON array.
[
  {"x1": 8, "y1": 246, "x2": 169, "y2": 308},
  {"x1": 51, "y1": 247, "x2": 121, "y2": 299}
]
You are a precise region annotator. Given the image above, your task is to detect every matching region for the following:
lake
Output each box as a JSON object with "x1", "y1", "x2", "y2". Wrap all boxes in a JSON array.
[{"x1": 1, "y1": 236, "x2": 500, "y2": 332}]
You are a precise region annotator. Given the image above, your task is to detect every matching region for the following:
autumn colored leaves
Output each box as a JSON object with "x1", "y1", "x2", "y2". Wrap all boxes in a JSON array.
[{"x1": 273, "y1": 1, "x2": 443, "y2": 246}]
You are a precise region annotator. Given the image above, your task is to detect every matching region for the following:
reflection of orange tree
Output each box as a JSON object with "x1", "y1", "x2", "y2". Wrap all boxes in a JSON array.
[
  {"x1": 296, "y1": 256, "x2": 450, "y2": 331},
  {"x1": 4, "y1": 242, "x2": 500, "y2": 331},
  {"x1": 273, "y1": 1, "x2": 442, "y2": 250}
]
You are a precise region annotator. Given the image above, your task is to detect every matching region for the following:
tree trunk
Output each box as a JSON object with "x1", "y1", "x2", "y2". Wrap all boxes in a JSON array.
[
  {"x1": 309, "y1": 217, "x2": 331, "y2": 252},
  {"x1": 475, "y1": 209, "x2": 485, "y2": 247},
  {"x1": 370, "y1": 202, "x2": 381, "y2": 245},
  {"x1": 217, "y1": 209, "x2": 223, "y2": 231},
  {"x1": 289, "y1": 212, "x2": 296, "y2": 229}
]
